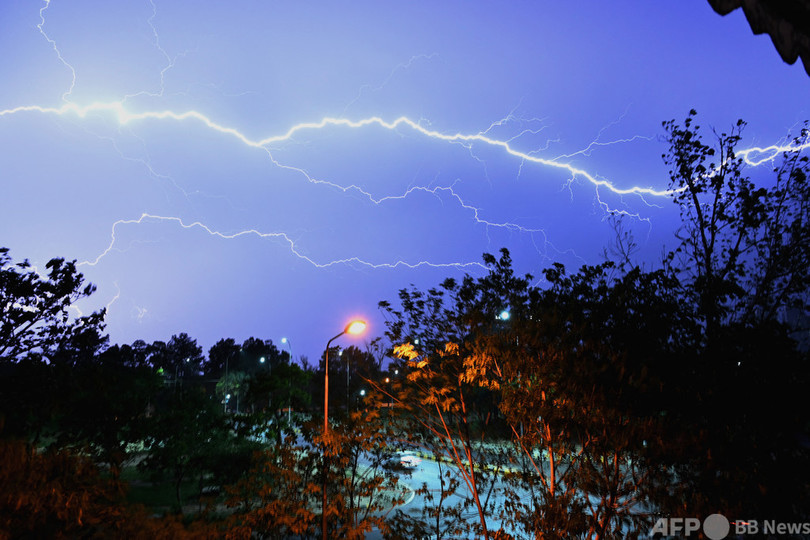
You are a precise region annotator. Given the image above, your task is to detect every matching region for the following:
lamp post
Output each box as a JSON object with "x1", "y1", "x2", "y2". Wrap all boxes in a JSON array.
[
  {"x1": 322, "y1": 319, "x2": 366, "y2": 540},
  {"x1": 343, "y1": 348, "x2": 351, "y2": 414},
  {"x1": 281, "y1": 337, "x2": 293, "y2": 424}
]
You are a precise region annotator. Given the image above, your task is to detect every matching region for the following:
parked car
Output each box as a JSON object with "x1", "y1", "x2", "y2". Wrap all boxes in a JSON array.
[{"x1": 383, "y1": 451, "x2": 422, "y2": 471}]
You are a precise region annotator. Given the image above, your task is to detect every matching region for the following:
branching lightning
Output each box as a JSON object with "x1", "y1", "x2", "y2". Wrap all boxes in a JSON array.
[
  {"x1": 0, "y1": 101, "x2": 677, "y2": 197},
  {"x1": 37, "y1": 0, "x2": 76, "y2": 102},
  {"x1": 7, "y1": 0, "x2": 809, "y2": 342},
  {"x1": 79, "y1": 213, "x2": 489, "y2": 271},
  {"x1": 341, "y1": 53, "x2": 439, "y2": 115},
  {"x1": 5, "y1": 98, "x2": 808, "y2": 274},
  {"x1": 738, "y1": 141, "x2": 810, "y2": 166}
]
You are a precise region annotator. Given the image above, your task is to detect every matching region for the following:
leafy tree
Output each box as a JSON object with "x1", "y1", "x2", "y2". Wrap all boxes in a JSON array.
[
  {"x1": 239, "y1": 337, "x2": 284, "y2": 374},
  {"x1": 378, "y1": 263, "x2": 514, "y2": 539},
  {"x1": 0, "y1": 247, "x2": 105, "y2": 364},
  {"x1": 53, "y1": 344, "x2": 162, "y2": 488},
  {"x1": 380, "y1": 250, "x2": 679, "y2": 538},
  {"x1": 244, "y1": 361, "x2": 312, "y2": 440},
  {"x1": 216, "y1": 371, "x2": 250, "y2": 413},
  {"x1": 225, "y1": 432, "x2": 321, "y2": 539},
  {"x1": 319, "y1": 344, "x2": 382, "y2": 415},
  {"x1": 225, "y1": 408, "x2": 403, "y2": 540},
  {"x1": 327, "y1": 410, "x2": 405, "y2": 538},
  {"x1": 492, "y1": 261, "x2": 688, "y2": 539},
  {"x1": 206, "y1": 337, "x2": 240, "y2": 379},
  {"x1": 662, "y1": 110, "x2": 810, "y2": 336},
  {"x1": 138, "y1": 388, "x2": 237, "y2": 511},
  {"x1": 0, "y1": 247, "x2": 107, "y2": 441},
  {"x1": 0, "y1": 439, "x2": 217, "y2": 539},
  {"x1": 656, "y1": 111, "x2": 810, "y2": 521},
  {"x1": 147, "y1": 333, "x2": 205, "y2": 383}
]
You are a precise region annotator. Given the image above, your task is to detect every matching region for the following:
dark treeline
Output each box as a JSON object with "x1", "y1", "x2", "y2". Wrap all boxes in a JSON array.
[
  {"x1": 0, "y1": 251, "x2": 390, "y2": 537},
  {"x1": 2, "y1": 112, "x2": 810, "y2": 538}
]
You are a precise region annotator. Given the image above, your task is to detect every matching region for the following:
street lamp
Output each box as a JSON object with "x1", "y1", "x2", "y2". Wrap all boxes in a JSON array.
[
  {"x1": 324, "y1": 320, "x2": 366, "y2": 435},
  {"x1": 322, "y1": 319, "x2": 366, "y2": 540},
  {"x1": 281, "y1": 337, "x2": 293, "y2": 360},
  {"x1": 280, "y1": 337, "x2": 293, "y2": 423}
]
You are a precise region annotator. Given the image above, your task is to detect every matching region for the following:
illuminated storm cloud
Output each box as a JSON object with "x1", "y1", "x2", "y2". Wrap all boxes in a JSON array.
[{"x1": 1, "y1": 0, "x2": 807, "y2": 359}]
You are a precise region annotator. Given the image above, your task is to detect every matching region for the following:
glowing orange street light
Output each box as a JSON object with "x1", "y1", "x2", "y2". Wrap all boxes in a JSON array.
[
  {"x1": 322, "y1": 319, "x2": 366, "y2": 540},
  {"x1": 346, "y1": 320, "x2": 367, "y2": 335},
  {"x1": 324, "y1": 320, "x2": 366, "y2": 434}
]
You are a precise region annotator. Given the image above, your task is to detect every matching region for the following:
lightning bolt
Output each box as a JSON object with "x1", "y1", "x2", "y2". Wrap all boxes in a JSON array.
[
  {"x1": 0, "y1": 101, "x2": 673, "y2": 197},
  {"x1": 121, "y1": 0, "x2": 189, "y2": 102},
  {"x1": 37, "y1": 0, "x2": 76, "y2": 102},
  {"x1": 79, "y1": 213, "x2": 489, "y2": 271},
  {"x1": 10, "y1": 0, "x2": 809, "y2": 332},
  {"x1": 341, "y1": 53, "x2": 440, "y2": 115},
  {"x1": 6, "y1": 99, "x2": 807, "y2": 277},
  {"x1": 738, "y1": 141, "x2": 810, "y2": 166}
]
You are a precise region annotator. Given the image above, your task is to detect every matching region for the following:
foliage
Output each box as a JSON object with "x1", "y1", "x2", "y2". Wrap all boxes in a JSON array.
[
  {"x1": 0, "y1": 247, "x2": 109, "y2": 441},
  {"x1": 225, "y1": 411, "x2": 403, "y2": 540},
  {"x1": 53, "y1": 345, "x2": 162, "y2": 487},
  {"x1": 224, "y1": 432, "x2": 320, "y2": 539},
  {"x1": 148, "y1": 333, "x2": 205, "y2": 382},
  {"x1": 244, "y1": 361, "x2": 311, "y2": 437},
  {"x1": 138, "y1": 387, "x2": 253, "y2": 511},
  {"x1": 0, "y1": 439, "x2": 217, "y2": 539},
  {"x1": 0, "y1": 247, "x2": 106, "y2": 364},
  {"x1": 377, "y1": 112, "x2": 810, "y2": 536},
  {"x1": 319, "y1": 344, "x2": 382, "y2": 415},
  {"x1": 380, "y1": 250, "x2": 674, "y2": 538},
  {"x1": 663, "y1": 110, "x2": 810, "y2": 334},
  {"x1": 378, "y1": 257, "x2": 518, "y2": 539},
  {"x1": 216, "y1": 371, "x2": 250, "y2": 413},
  {"x1": 325, "y1": 409, "x2": 405, "y2": 538},
  {"x1": 656, "y1": 111, "x2": 810, "y2": 520},
  {"x1": 206, "y1": 338, "x2": 240, "y2": 379},
  {"x1": 239, "y1": 337, "x2": 286, "y2": 374}
]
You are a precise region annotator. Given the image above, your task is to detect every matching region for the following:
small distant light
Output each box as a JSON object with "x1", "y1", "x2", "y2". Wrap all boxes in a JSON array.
[
  {"x1": 414, "y1": 338, "x2": 420, "y2": 345},
  {"x1": 499, "y1": 310, "x2": 510, "y2": 321},
  {"x1": 281, "y1": 337, "x2": 288, "y2": 344},
  {"x1": 360, "y1": 389, "x2": 366, "y2": 396},
  {"x1": 260, "y1": 356, "x2": 266, "y2": 363},
  {"x1": 394, "y1": 369, "x2": 399, "y2": 375},
  {"x1": 385, "y1": 377, "x2": 390, "y2": 383}
]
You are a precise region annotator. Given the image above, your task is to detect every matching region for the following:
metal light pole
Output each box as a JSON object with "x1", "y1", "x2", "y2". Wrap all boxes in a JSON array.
[
  {"x1": 281, "y1": 337, "x2": 293, "y2": 424},
  {"x1": 223, "y1": 352, "x2": 230, "y2": 413},
  {"x1": 322, "y1": 320, "x2": 366, "y2": 540},
  {"x1": 343, "y1": 349, "x2": 350, "y2": 414}
]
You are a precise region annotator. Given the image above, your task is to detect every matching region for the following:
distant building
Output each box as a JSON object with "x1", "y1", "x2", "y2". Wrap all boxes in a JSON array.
[{"x1": 708, "y1": 0, "x2": 810, "y2": 77}]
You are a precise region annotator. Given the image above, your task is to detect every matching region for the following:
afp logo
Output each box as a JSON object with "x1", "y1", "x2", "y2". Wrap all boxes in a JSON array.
[{"x1": 651, "y1": 514, "x2": 730, "y2": 539}]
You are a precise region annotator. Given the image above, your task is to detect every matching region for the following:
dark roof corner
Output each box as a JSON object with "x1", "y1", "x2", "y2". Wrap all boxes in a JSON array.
[{"x1": 708, "y1": 0, "x2": 810, "y2": 77}]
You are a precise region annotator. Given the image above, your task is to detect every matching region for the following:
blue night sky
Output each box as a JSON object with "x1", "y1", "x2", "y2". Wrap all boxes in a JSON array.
[{"x1": 1, "y1": 0, "x2": 807, "y2": 361}]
